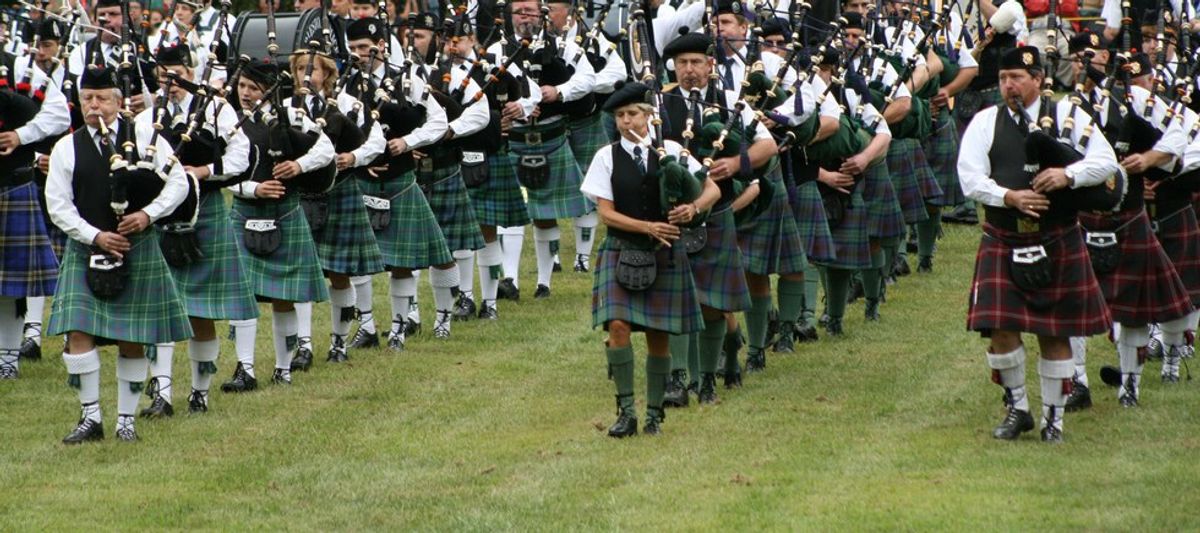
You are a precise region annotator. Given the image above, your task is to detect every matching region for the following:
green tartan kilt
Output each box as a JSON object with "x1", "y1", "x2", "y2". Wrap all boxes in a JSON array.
[
  {"x1": 568, "y1": 113, "x2": 608, "y2": 172},
  {"x1": 817, "y1": 179, "x2": 872, "y2": 270},
  {"x1": 419, "y1": 165, "x2": 486, "y2": 252},
  {"x1": 592, "y1": 239, "x2": 703, "y2": 335},
  {"x1": 509, "y1": 131, "x2": 589, "y2": 220},
  {"x1": 737, "y1": 169, "x2": 808, "y2": 276},
  {"x1": 312, "y1": 176, "x2": 386, "y2": 276},
  {"x1": 863, "y1": 161, "x2": 906, "y2": 239},
  {"x1": 923, "y1": 111, "x2": 965, "y2": 207},
  {"x1": 687, "y1": 207, "x2": 752, "y2": 312},
  {"x1": 791, "y1": 180, "x2": 837, "y2": 264},
  {"x1": 357, "y1": 172, "x2": 453, "y2": 270},
  {"x1": 886, "y1": 138, "x2": 941, "y2": 224},
  {"x1": 48, "y1": 231, "x2": 194, "y2": 345},
  {"x1": 167, "y1": 192, "x2": 259, "y2": 321},
  {"x1": 231, "y1": 195, "x2": 330, "y2": 303},
  {"x1": 468, "y1": 151, "x2": 531, "y2": 228}
]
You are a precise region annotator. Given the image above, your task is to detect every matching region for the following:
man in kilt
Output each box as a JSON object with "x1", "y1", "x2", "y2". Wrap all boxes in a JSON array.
[
  {"x1": 0, "y1": 21, "x2": 71, "y2": 379},
  {"x1": 488, "y1": 0, "x2": 596, "y2": 301},
  {"x1": 581, "y1": 81, "x2": 719, "y2": 436},
  {"x1": 46, "y1": 66, "x2": 194, "y2": 443},
  {"x1": 1160, "y1": 119, "x2": 1200, "y2": 380},
  {"x1": 1075, "y1": 52, "x2": 1193, "y2": 408},
  {"x1": 957, "y1": 46, "x2": 1120, "y2": 443},
  {"x1": 134, "y1": 44, "x2": 257, "y2": 417}
]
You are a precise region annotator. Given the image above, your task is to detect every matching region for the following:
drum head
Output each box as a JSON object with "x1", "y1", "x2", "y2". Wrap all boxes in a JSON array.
[{"x1": 230, "y1": 9, "x2": 323, "y2": 62}]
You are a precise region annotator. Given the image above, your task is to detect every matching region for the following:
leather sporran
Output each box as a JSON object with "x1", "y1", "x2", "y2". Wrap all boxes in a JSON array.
[
  {"x1": 615, "y1": 249, "x2": 657, "y2": 292},
  {"x1": 363, "y1": 195, "x2": 392, "y2": 231},
  {"x1": 678, "y1": 225, "x2": 707, "y2": 255},
  {"x1": 1009, "y1": 245, "x2": 1054, "y2": 292},
  {"x1": 516, "y1": 154, "x2": 550, "y2": 190},
  {"x1": 823, "y1": 192, "x2": 849, "y2": 228},
  {"x1": 955, "y1": 90, "x2": 984, "y2": 123},
  {"x1": 1084, "y1": 231, "x2": 1120, "y2": 275},
  {"x1": 243, "y1": 218, "x2": 282, "y2": 257},
  {"x1": 299, "y1": 193, "x2": 330, "y2": 233},
  {"x1": 86, "y1": 253, "x2": 130, "y2": 300},
  {"x1": 159, "y1": 222, "x2": 203, "y2": 267},
  {"x1": 460, "y1": 151, "x2": 490, "y2": 188}
]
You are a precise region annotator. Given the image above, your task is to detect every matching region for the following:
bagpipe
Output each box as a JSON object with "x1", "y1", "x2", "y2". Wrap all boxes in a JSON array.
[{"x1": 862, "y1": 0, "x2": 950, "y2": 141}]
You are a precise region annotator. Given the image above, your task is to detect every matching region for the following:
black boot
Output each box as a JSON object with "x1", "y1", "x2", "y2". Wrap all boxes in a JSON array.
[
  {"x1": 326, "y1": 334, "x2": 349, "y2": 363},
  {"x1": 716, "y1": 328, "x2": 743, "y2": 378},
  {"x1": 745, "y1": 347, "x2": 766, "y2": 373},
  {"x1": 140, "y1": 377, "x2": 173, "y2": 419},
  {"x1": 643, "y1": 406, "x2": 665, "y2": 435},
  {"x1": 794, "y1": 321, "x2": 819, "y2": 343},
  {"x1": 534, "y1": 284, "x2": 551, "y2": 299},
  {"x1": 291, "y1": 342, "x2": 313, "y2": 372},
  {"x1": 1118, "y1": 375, "x2": 1139, "y2": 407},
  {"x1": 917, "y1": 255, "x2": 933, "y2": 273},
  {"x1": 272, "y1": 368, "x2": 292, "y2": 385},
  {"x1": 1064, "y1": 381, "x2": 1092, "y2": 412},
  {"x1": 452, "y1": 293, "x2": 477, "y2": 321},
  {"x1": 220, "y1": 363, "x2": 258, "y2": 393},
  {"x1": 62, "y1": 405, "x2": 104, "y2": 445},
  {"x1": 773, "y1": 321, "x2": 795, "y2": 353},
  {"x1": 607, "y1": 395, "x2": 638, "y2": 438},
  {"x1": 188, "y1": 390, "x2": 209, "y2": 414},
  {"x1": 18, "y1": 337, "x2": 41, "y2": 361},
  {"x1": 992, "y1": 406, "x2": 1034, "y2": 440},
  {"x1": 662, "y1": 370, "x2": 689, "y2": 408},
  {"x1": 698, "y1": 373, "x2": 718, "y2": 404},
  {"x1": 765, "y1": 308, "x2": 780, "y2": 349},
  {"x1": 892, "y1": 255, "x2": 911, "y2": 277},
  {"x1": 864, "y1": 299, "x2": 881, "y2": 322},
  {"x1": 497, "y1": 278, "x2": 520, "y2": 301},
  {"x1": 348, "y1": 327, "x2": 379, "y2": 349},
  {"x1": 847, "y1": 277, "x2": 864, "y2": 304},
  {"x1": 825, "y1": 317, "x2": 844, "y2": 337}
]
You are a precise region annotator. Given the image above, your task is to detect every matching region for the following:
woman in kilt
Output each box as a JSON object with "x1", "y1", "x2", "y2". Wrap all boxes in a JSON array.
[
  {"x1": 957, "y1": 47, "x2": 1120, "y2": 443},
  {"x1": 285, "y1": 51, "x2": 386, "y2": 371},
  {"x1": 581, "y1": 82, "x2": 717, "y2": 437},
  {"x1": 136, "y1": 46, "x2": 260, "y2": 418},
  {"x1": 228, "y1": 60, "x2": 335, "y2": 386},
  {"x1": 45, "y1": 67, "x2": 194, "y2": 443}
]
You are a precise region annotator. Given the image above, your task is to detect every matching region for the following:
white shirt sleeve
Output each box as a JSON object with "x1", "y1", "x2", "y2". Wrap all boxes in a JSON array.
[
  {"x1": 653, "y1": 1, "x2": 706, "y2": 54},
  {"x1": 449, "y1": 78, "x2": 491, "y2": 137},
  {"x1": 1102, "y1": 0, "x2": 1122, "y2": 29},
  {"x1": 402, "y1": 92, "x2": 449, "y2": 150},
  {"x1": 1128, "y1": 86, "x2": 1187, "y2": 169},
  {"x1": 1057, "y1": 100, "x2": 1121, "y2": 188},
  {"x1": 555, "y1": 40, "x2": 597, "y2": 103},
  {"x1": 291, "y1": 109, "x2": 336, "y2": 173},
  {"x1": 46, "y1": 135, "x2": 102, "y2": 245},
  {"x1": 12, "y1": 63, "x2": 71, "y2": 144},
  {"x1": 580, "y1": 144, "x2": 614, "y2": 203},
  {"x1": 140, "y1": 128, "x2": 189, "y2": 223},
  {"x1": 213, "y1": 103, "x2": 250, "y2": 178},
  {"x1": 593, "y1": 34, "x2": 627, "y2": 94}
]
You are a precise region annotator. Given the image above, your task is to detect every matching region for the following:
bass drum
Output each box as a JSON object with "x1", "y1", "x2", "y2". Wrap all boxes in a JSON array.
[{"x1": 230, "y1": 8, "x2": 325, "y2": 73}]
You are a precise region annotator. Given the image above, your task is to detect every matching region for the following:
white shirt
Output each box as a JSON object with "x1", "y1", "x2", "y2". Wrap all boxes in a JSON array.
[
  {"x1": 46, "y1": 118, "x2": 189, "y2": 245},
  {"x1": 854, "y1": 56, "x2": 913, "y2": 101},
  {"x1": 444, "y1": 63, "x2": 492, "y2": 138},
  {"x1": 581, "y1": 138, "x2": 703, "y2": 203},
  {"x1": 564, "y1": 23, "x2": 627, "y2": 94},
  {"x1": 288, "y1": 91, "x2": 387, "y2": 168},
  {"x1": 367, "y1": 63, "x2": 451, "y2": 150},
  {"x1": 810, "y1": 76, "x2": 892, "y2": 137},
  {"x1": 226, "y1": 103, "x2": 338, "y2": 200},
  {"x1": 957, "y1": 98, "x2": 1121, "y2": 208},
  {"x1": 134, "y1": 91, "x2": 251, "y2": 180},
  {"x1": 652, "y1": 1, "x2": 706, "y2": 55},
  {"x1": 1182, "y1": 121, "x2": 1200, "y2": 173},
  {"x1": 716, "y1": 46, "x2": 798, "y2": 94},
  {"x1": 483, "y1": 41, "x2": 547, "y2": 121},
  {"x1": 8, "y1": 60, "x2": 71, "y2": 146}
]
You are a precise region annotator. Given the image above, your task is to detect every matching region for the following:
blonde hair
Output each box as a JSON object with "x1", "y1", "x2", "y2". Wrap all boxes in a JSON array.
[{"x1": 289, "y1": 51, "x2": 337, "y2": 95}]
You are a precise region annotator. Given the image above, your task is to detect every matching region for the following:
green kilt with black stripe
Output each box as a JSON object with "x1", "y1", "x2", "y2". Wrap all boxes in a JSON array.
[
  {"x1": 886, "y1": 138, "x2": 941, "y2": 224},
  {"x1": 231, "y1": 195, "x2": 329, "y2": 303},
  {"x1": 48, "y1": 231, "x2": 193, "y2": 344},
  {"x1": 737, "y1": 168, "x2": 808, "y2": 276},
  {"x1": 468, "y1": 151, "x2": 531, "y2": 228},
  {"x1": 568, "y1": 113, "x2": 608, "y2": 172},
  {"x1": 791, "y1": 180, "x2": 837, "y2": 264},
  {"x1": 863, "y1": 161, "x2": 906, "y2": 239},
  {"x1": 923, "y1": 111, "x2": 965, "y2": 207},
  {"x1": 818, "y1": 176, "x2": 872, "y2": 270},
  {"x1": 313, "y1": 175, "x2": 385, "y2": 276},
  {"x1": 509, "y1": 127, "x2": 589, "y2": 220},
  {"x1": 419, "y1": 164, "x2": 485, "y2": 252},
  {"x1": 687, "y1": 207, "x2": 752, "y2": 312},
  {"x1": 592, "y1": 238, "x2": 703, "y2": 335},
  {"x1": 167, "y1": 192, "x2": 259, "y2": 320},
  {"x1": 357, "y1": 172, "x2": 453, "y2": 270}
]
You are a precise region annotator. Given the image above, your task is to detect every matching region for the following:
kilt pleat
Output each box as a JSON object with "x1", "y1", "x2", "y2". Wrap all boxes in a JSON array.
[
  {"x1": 468, "y1": 151, "x2": 531, "y2": 228},
  {"x1": 48, "y1": 231, "x2": 194, "y2": 344},
  {"x1": 568, "y1": 113, "x2": 608, "y2": 172},
  {"x1": 313, "y1": 177, "x2": 385, "y2": 276},
  {"x1": 420, "y1": 166, "x2": 486, "y2": 252},
  {"x1": 1079, "y1": 210, "x2": 1194, "y2": 325},
  {"x1": 862, "y1": 162, "x2": 906, "y2": 239},
  {"x1": 1155, "y1": 206, "x2": 1200, "y2": 305},
  {"x1": 592, "y1": 239, "x2": 703, "y2": 334},
  {"x1": 923, "y1": 114, "x2": 966, "y2": 207},
  {"x1": 687, "y1": 208, "x2": 752, "y2": 312},
  {"x1": 818, "y1": 181, "x2": 872, "y2": 270},
  {"x1": 791, "y1": 181, "x2": 837, "y2": 264},
  {"x1": 167, "y1": 192, "x2": 259, "y2": 321},
  {"x1": 231, "y1": 196, "x2": 330, "y2": 303},
  {"x1": 886, "y1": 138, "x2": 938, "y2": 224},
  {"x1": 967, "y1": 223, "x2": 1111, "y2": 338},
  {"x1": 357, "y1": 172, "x2": 453, "y2": 270},
  {"x1": 509, "y1": 131, "x2": 589, "y2": 220},
  {"x1": 0, "y1": 182, "x2": 59, "y2": 298},
  {"x1": 737, "y1": 170, "x2": 808, "y2": 276}
]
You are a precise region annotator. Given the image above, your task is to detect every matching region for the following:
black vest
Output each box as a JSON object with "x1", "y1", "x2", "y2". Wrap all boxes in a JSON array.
[
  {"x1": 983, "y1": 108, "x2": 1077, "y2": 229},
  {"x1": 970, "y1": 33, "x2": 1017, "y2": 91},
  {"x1": 662, "y1": 85, "x2": 734, "y2": 210},
  {"x1": 458, "y1": 56, "x2": 507, "y2": 154},
  {"x1": 1092, "y1": 87, "x2": 1125, "y2": 144},
  {"x1": 608, "y1": 143, "x2": 662, "y2": 247},
  {"x1": 70, "y1": 122, "x2": 157, "y2": 232},
  {"x1": 0, "y1": 53, "x2": 39, "y2": 188}
]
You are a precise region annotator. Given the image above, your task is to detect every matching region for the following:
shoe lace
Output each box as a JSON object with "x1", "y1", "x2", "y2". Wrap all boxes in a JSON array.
[
  {"x1": 0, "y1": 349, "x2": 18, "y2": 375},
  {"x1": 146, "y1": 376, "x2": 171, "y2": 400},
  {"x1": 330, "y1": 334, "x2": 347, "y2": 351},
  {"x1": 189, "y1": 389, "x2": 208, "y2": 406},
  {"x1": 434, "y1": 311, "x2": 452, "y2": 335}
]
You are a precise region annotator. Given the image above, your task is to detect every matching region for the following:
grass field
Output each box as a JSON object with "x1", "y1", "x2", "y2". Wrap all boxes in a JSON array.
[{"x1": 2, "y1": 221, "x2": 1198, "y2": 530}]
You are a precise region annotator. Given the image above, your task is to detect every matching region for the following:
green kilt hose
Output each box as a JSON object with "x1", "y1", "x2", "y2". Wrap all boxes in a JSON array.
[
  {"x1": 886, "y1": 138, "x2": 942, "y2": 224},
  {"x1": 48, "y1": 231, "x2": 193, "y2": 344},
  {"x1": 923, "y1": 112, "x2": 965, "y2": 207},
  {"x1": 592, "y1": 238, "x2": 704, "y2": 335},
  {"x1": 1153, "y1": 205, "x2": 1200, "y2": 305},
  {"x1": 818, "y1": 180, "x2": 872, "y2": 270},
  {"x1": 231, "y1": 195, "x2": 330, "y2": 303},
  {"x1": 737, "y1": 169, "x2": 808, "y2": 275},
  {"x1": 509, "y1": 130, "x2": 589, "y2": 220},
  {"x1": 1078, "y1": 209, "x2": 1194, "y2": 326},
  {"x1": 167, "y1": 192, "x2": 258, "y2": 321},
  {"x1": 468, "y1": 151, "x2": 531, "y2": 228},
  {"x1": 791, "y1": 180, "x2": 837, "y2": 264},
  {"x1": 418, "y1": 165, "x2": 486, "y2": 252},
  {"x1": 312, "y1": 175, "x2": 385, "y2": 276},
  {"x1": 967, "y1": 222, "x2": 1111, "y2": 338},
  {"x1": 357, "y1": 172, "x2": 454, "y2": 270},
  {"x1": 687, "y1": 207, "x2": 752, "y2": 312},
  {"x1": 568, "y1": 113, "x2": 608, "y2": 174},
  {"x1": 0, "y1": 181, "x2": 58, "y2": 298},
  {"x1": 863, "y1": 161, "x2": 906, "y2": 239}
]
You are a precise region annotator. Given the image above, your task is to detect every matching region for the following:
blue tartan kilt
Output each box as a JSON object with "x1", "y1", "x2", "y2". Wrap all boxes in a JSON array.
[
  {"x1": 419, "y1": 165, "x2": 486, "y2": 252},
  {"x1": 886, "y1": 138, "x2": 939, "y2": 224},
  {"x1": 0, "y1": 181, "x2": 58, "y2": 298},
  {"x1": 817, "y1": 181, "x2": 872, "y2": 270},
  {"x1": 48, "y1": 231, "x2": 194, "y2": 345},
  {"x1": 568, "y1": 113, "x2": 608, "y2": 172},
  {"x1": 737, "y1": 169, "x2": 808, "y2": 276},
  {"x1": 167, "y1": 192, "x2": 259, "y2": 321},
  {"x1": 468, "y1": 151, "x2": 531, "y2": 228},
  {"x1": 509, "y1": 130, "x2": 589, "y2": 220},
  {"x1": 592, "y1": 238, "x2": 704, "y2": 335},
  {"x1": 312, "y1": 176, "x2": 385, "y2": 276},
  {"x1": 687, "y1": 208, "x2": 752, "y2": 312},
  {"x1": 790, "y1": 180, "x2": 837, "y2": 264},
  {"x1": 862, "y1": 161, "x2": 906, "y2": 239},
  {"x1": 924, "y1": 112, "x2": 966, "y2": 207},
  {"x1": 357, "y1": 172, "x2": 453, "y2": 270},
  {"x1": 231, "y1": 195, "x2": 330, "y2": 303}
]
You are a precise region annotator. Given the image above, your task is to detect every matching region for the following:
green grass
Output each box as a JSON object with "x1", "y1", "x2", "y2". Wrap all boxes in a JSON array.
[{"x1": 2, "y1": 222, "x2": 1199, "y2": 530}]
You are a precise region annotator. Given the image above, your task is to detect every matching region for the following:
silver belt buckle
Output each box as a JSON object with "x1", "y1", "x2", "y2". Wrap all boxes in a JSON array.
[
  {"x1": 1084, "y1": 231, "x2": 1118, "y2": 248},
  {"x1": 1012, "y1": 245, "x2": 1048, "y2": 264},
  {"x1": 524, "y1": 131, "x2": 542, "y2": 145},
  {"x1": 89, "y1": 253, "x2": 123, "y2": 270}
]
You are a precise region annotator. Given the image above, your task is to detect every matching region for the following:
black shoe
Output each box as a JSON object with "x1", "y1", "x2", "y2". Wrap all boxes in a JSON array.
[
  {"x1": 942, "y1": 204, "x2": 978, "y2": 225},
  {"x1": 1064, "y1": 381, "x2": 1092, "y2": 412},
  {"x1": 698, "y1": 373, "x2": 718, "y2": 404},
  {"x1": 348, "y1": 328, "x2": 379, "y2": 349},
  {"x1": 663, "y1": 370, "x2": 690, "y2": 408},
  {"x1": 794, "y1": 322, "x2": 819, "y2": 343},
  {"x1": 905, "y1": 237, "x2": 918, "y2": 254},
  {"x1": 745, "y1": 349, "x2": 766, "y2": 373},
  {"x1": 864, "y1": 299, "x2": 881, "y2": 322},
  {"x1": 452, "y1": 293, "x2": 477, "y2": 321},
  {"x1": 892, "y1": 256, "x2": 911, "y2": 277},
  {"x1": 326, "y1": 335, "x2": 349, "y2": 363},
  {"x1": 115, "y1": 417, "x2": 137, "y2": 442},
  {"x1": 846, "y1": 276, "x2": 864, "y2": 304},
  {"x1": 1119, "y1": 378, "x2": 1139, "y2": 407},
  {"x1": 1040, "y1": 425, "x2": 1064, "y2": 443},
  {"x1": 404, "y1": 319, "x2": 421, "y2": 337},
  {"x1": 291, "y1": 346, "x2": 313, "y2": 372},
  {"x1": 765, "y1": 308, "x2": 780, "y2": 348},
  {"x1": 534, "y1": 284, "x2": 551, "y2": 299},
  {"x1": 140, "y1": 394, "x2": 174, "y2": 419},
  {"x1": 220, "y1": 363, "x2": 258, "y2": 393},
  {"x1": 991, "y1": 407, "x2": 1034, "y2": 440},
  {"x1": 477, "y1": 302, "x2": 498, "y2": 320},
  {"x1": 573, "y1": 254, "x2": 590, "y2": 273},
  {"x1": 1099, "y1": 365, "x2": 1122, "y2": 387},
  {"x1": 188, "y1": 390, "x2": 208, "y2": 414},
  {"x1": 62, "y1": 417, "x2": 104, "y2": 444},
  {"x1": 387, "y1": 329, "x2": 406, "y2": 352},
  {"x1": 826, "y1": 317, "x2": 844, "y2": 336},
  {"x1": 272, "y1": 368, "x2": 292, "y2": 385},
  {"x1": 607, "y1": 395, "x2": 638, "y2": 438},
  {"x1": 497, "y1": 278, "x2": 520, "y2": 301},
  {"x1": 643, "y1": 407, "x2": 664, "y2": 435},
  {"x1": 552, "y1": 259, "x2": 562, "y2": 272},
  {"x1": 723, "y1": 364, "x2": 742, "y2": 389},
  {"x1": 18, "y1": 337, "x2": 41, "y2": 361},
  {"x1": 917, "y1": 256, "x2": 933, "y2": 273}
]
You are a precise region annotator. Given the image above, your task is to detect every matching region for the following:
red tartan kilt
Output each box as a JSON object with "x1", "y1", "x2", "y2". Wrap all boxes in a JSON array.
[
  {"x1": 1078, "y1": 210, "x2": 1194, "y2": 325},
  {"x1": 967, "y1": 222, "x2": 1111, "y2": 338},
  {"x1": 1154, "y1": 206, "x2": 1200, "y2": 305}
]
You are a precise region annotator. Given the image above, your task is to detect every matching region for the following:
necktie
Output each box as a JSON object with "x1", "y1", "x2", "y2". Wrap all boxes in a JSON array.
[
  {"x1": 96, "y1": 131, "x2": 114, "y2": 159},
  {"x1": 310, "y1": 96, "x2": 325, "y2": 117},
  {"x1": 633, "y1": 145, "x2": 645, "y2": 174},
  {"x1": 689, "y1": 90, "x2": 702, "y2": 127},
  {"x1": 721, "y1": 62, "x2": 735, "y2": 90}
]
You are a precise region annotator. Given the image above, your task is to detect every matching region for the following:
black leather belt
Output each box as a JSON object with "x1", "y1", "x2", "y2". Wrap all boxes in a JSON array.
[{"x1": 508, "y1": 123, "x2": 567, "y2": 145}]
